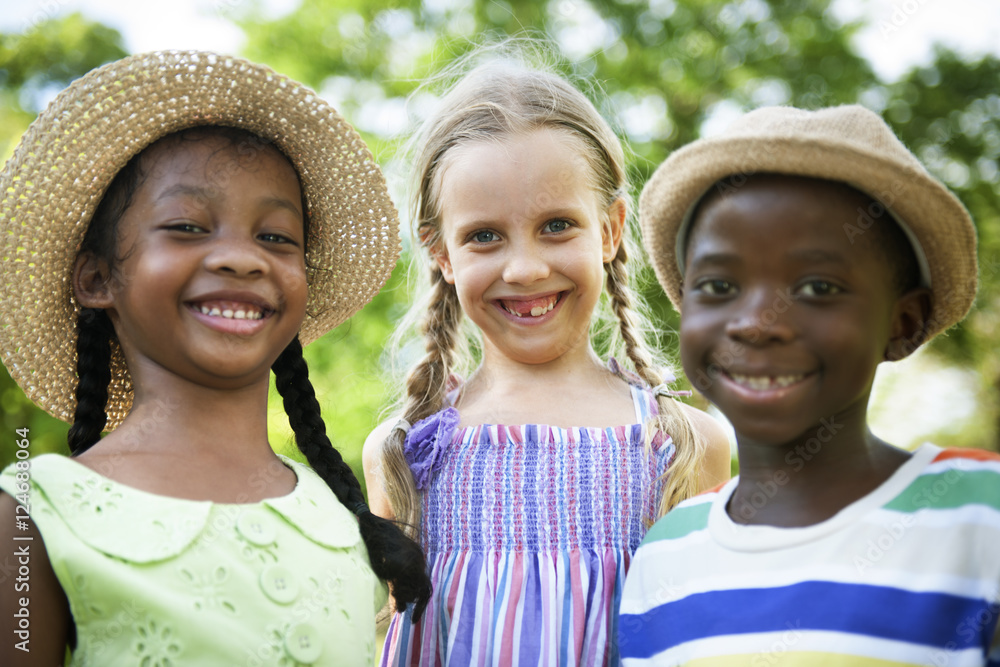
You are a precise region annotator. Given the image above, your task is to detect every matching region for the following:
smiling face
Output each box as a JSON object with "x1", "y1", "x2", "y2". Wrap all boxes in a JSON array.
[
  {"x1": 433, "y1": 128, "x2": 623, "y2": 367},
  {"x1": 678, "y1": 174, "x2": 924, "y2": 446},
  {"x1": 75, "y1": 132, "x2": 308, "y2": 392}
]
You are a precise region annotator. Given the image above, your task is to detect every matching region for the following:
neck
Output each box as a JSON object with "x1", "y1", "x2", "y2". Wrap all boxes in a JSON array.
[
  {"x1": 730, "y1": 405, "x2": 910, "y2": 527},
  {"x1": 476, "y1": 340, "x2": 608, "y2": 387},
  {"x1": 98, "y1": 365, "x2": 276, "y2": 464},
  {"x1": 458, "y1": 343, "x2": 635, "y2": 429}
]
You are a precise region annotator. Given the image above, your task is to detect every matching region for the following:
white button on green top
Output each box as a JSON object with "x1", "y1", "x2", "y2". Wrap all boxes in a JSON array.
[
  {"x1": 285, "y1": 622, "x2": 323, "y2": 663},
  {"x1": 236, "y1": 509, "x2": 277, "y2": 546},
  {"x1": 260, "y1": 564, "x2": 299, "y2": 604}
]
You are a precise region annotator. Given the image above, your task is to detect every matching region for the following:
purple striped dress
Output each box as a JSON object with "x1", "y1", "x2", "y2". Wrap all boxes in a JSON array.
[{"x1": 381, "y1": 383, "x2": 674, "y2": 667}]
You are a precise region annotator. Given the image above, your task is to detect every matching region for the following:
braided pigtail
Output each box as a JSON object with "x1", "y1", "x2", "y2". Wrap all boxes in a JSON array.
[
  {"x1": 604, "y1": 244, "x2": 705, "y2": 519},
  {"x1": 380, "y1": 266, "x2": 463, "y2": 538},
  {"x1": 67, "y1": 308, "x2": 115, "y2": 454},
  {"x1": 272, "y1": 336, "x2": 431, "y2": 620}
]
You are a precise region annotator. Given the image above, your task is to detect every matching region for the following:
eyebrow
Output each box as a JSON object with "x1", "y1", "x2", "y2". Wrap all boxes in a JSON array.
[
  {"x1": 688, "y1": 248, "x2": 851, "y2": 267},
  {"x1": 786, "y1": 248, "x2": 850, "y2": 264},
  {"x1": 686, "y1": 251, "x2": 739, "y2": 268},
  {"x1": 155, "y1": 183, "x2": 302, "y2": 217}
]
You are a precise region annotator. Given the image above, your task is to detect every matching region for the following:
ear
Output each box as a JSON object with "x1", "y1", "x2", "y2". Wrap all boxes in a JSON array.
[
  {"x1": 602, "y1": 197, "x2": 627, "y2": 263},
  {"x1": 884, "y1": 287, "x2": 932, "y2": 361},
  {"x1": 429, "y1": 242, "x2": 455, "y2": 285},
  {"x1": 73, "y1": 251, "x2": 116, "y2": 309}
]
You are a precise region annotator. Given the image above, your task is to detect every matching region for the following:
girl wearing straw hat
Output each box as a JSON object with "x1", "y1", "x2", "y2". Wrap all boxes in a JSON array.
[
  {"x1": 619, "y1": 105, "x2": 1000, "y2": 665},
  {"x1": 0, "y1": 51, "x2": 430, "y2": 665}
]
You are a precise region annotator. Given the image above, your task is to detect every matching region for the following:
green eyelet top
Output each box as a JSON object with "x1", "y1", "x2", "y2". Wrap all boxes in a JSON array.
[{"x1": 1, "y1": 454, "x2": 388, "y2": 666}]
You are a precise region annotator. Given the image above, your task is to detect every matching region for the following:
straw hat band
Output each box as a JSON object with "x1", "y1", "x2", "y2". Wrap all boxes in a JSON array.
[{"x1": 0, "y1": 51, "x2": 401, "y2": 428}]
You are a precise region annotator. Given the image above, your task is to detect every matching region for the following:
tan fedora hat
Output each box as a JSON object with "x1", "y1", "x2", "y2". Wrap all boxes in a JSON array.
[
  {"x1": 640, "y1": 104, "x2": 977, "y2": 342},
  {"x1": 0, "y1": 50, "x2": 401, "y2": 429}
]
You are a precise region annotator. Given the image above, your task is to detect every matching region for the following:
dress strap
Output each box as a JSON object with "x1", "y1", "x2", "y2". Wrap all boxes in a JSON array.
[{"x1": 630, "y1": 384, "x2": 659, "y2": 424}]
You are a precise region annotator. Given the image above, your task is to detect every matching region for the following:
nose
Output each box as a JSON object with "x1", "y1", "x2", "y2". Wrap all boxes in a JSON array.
[
  {"x1": 725, "y1": 287, "x2": 795, "y2": 345},
  {"x1": 204, "y1": 233, "x2": 268, "y2": 277},
  {"x1": 501, "y1": 242, "x2": 550, "y2": 285}
]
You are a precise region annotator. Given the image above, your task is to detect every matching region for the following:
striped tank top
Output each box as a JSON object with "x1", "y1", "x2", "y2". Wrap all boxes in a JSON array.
[{"x1": 381, "y1": 382, "x2": 674, "y2": 666}]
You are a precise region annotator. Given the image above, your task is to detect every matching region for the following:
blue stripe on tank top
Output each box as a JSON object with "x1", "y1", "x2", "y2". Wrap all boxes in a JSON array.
[
  {"x1": 560, "y1": 548, "x2": 573, "y2": 665},
  {"x1": 524, "y1": 424, "x2": 538, "y2": 551},
  {"x1": 608, "y1": 550, "x2": 625, "y2": 665},
  {"x1": 619, "y1": 581, "x2": 992, "y2": 659},
  {"x1": 453, "y1": 551, "x2": 483, "y2": 664},
  {"x1": 388, "y1": 613, "x2": 409, "y2": 667},
  {"x1": 470, "y1": 432, "x2": 488, "y2": 550},
  {"x1": 519, "y1": 554, "x2": 543, "y2": 665},
  {"x1": 501, "y1": 429, "x2": 513, "y2": 549},
  {"x1": 578, "y1": 425, "x2": 594, "y2": 547}
]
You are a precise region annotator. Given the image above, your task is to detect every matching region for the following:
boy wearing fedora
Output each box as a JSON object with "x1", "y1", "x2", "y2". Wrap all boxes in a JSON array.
[{"x1": 619, "y1": 105, "x2": 1000, "y2": 665}]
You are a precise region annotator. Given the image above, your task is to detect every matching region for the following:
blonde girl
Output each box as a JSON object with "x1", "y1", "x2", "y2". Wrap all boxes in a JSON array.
[{"x1": 364, "y1": 47, "x2": 731, "y2": 666}]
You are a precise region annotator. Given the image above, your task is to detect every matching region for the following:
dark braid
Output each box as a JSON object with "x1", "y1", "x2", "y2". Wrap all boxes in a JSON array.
[
  {"x1": 272, "y1": 336, "x2": 432, "y2": 620},
  {"x1": 67, "y1": 308, "x2": 115, "y2": 454}
]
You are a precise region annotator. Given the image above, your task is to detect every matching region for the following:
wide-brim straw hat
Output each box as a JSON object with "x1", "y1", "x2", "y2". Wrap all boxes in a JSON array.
[
  {"x1": 0, "y1": 50, "x2": 401, "y2": 429},
  {"x1": 641, "y1": 104, "x2": 977, "y2": 342}
]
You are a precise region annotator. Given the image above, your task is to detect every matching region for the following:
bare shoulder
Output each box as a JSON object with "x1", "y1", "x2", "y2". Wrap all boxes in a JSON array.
[
  {"x1": 678, "y1": 402, "x2": 733, "y2": 491},
  {"x1": 362, "y1": 419, "x2": 399, "y2": 520},
  {"x1": 362, "y1": 419, "x2": 397, "y2": 472},
  {"x1": 0, "y1": 492, "x2": 71, "y2": 665}
]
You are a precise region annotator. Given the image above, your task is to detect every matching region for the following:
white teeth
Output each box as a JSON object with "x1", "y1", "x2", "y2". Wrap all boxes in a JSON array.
[
  {"x1": 198, "y1": 305, "x2": 263, "y2": 320},
  {"x1": 730, "y1": 373, "x2": 804, "y2": 390},
  {"x1": 505, "y1": 296, "x2": 557, "y2": 318}
]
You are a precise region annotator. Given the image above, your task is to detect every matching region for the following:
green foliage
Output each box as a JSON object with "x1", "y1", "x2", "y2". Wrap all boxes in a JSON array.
[
  {"x1": 2, "y1": 0, "x2": 997, "y2": 482},
  {"x1": 0, "y1": 13, "x2": 126, "y2": 158}
]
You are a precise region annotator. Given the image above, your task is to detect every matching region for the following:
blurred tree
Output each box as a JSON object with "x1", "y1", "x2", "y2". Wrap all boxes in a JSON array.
[
  {"x1": 238, "y1": 0, "x2": 999, "y2": 450},
  {"x1": 1, "y1": 0, "x2": 996, "y2": 483},
  {"x1": 0, "y1": 12, "x2": 127, "y2": 157},
  {"x1": 886, "y1": 50, "x2": 1000, "y2": 446},
  {"x1": 0, "y1": 14, "x2": 127, "y2": 467}
]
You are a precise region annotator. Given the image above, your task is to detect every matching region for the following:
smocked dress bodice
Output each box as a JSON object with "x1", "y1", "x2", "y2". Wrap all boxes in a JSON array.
[{"x1": 381, "y1": 383, "x2": 674, "y2": 667}]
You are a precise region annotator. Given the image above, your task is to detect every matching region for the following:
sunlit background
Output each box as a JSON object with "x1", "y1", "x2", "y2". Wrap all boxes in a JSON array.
[{"x1": 2, "y1": 0, "x2": 998, "y2": 485}]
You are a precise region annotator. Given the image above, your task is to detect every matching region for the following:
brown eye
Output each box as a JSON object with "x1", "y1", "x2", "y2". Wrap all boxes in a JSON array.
[
  {"x1": 798, "y1": 280, "x2": 842, "y2": 297},
  {"x1": 165, "y1": 222, "x2": 206, "y2": 234},
  {"x1": 696, "y1": 279, "x2": 736, "y2": 296}
]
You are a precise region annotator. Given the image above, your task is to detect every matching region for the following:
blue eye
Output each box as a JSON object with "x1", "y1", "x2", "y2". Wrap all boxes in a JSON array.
[
  {"x1": 544, "y1": 219, "x2": 571, "y2": 233},
  {"x1": 695, "y1": 279, "x2": 737, "y2": 296},
  {"x1": 798, "y1": 280, "x2": 842, "y2": 297},
  {"x1": 471, "y1": 230, "x2": 499, "y2": 243}
]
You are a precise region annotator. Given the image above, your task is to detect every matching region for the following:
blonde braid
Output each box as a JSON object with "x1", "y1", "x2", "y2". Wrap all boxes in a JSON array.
[
  {"x1": 604, "y1": 245, "x2": 705, "y2": 520},
  {"x1": 380, "y1": 267, "x2": 463, "y2": 538}
]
